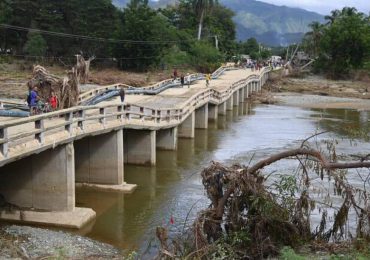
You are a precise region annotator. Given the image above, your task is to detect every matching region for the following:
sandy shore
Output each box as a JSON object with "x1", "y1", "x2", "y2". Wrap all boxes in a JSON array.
[{"x1": 274, "y1": 92, "x2": 370, "y2": 110}]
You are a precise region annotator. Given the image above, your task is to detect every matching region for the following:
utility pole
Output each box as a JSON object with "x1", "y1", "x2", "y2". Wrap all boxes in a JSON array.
[{"x1": 214, "y1": 35, "x2": 219, "y2": 50}]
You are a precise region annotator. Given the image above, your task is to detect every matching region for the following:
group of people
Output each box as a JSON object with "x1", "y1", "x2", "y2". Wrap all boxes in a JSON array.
[
  {"x1": 173, "y1": 68, "x2": 212, "y2": 88},
  {"x1": 173, "y1": 68, "x2": 191, "y2": 88},
  {"x1": 27, "y1": 86, "x2": 58, "y2": 115}
]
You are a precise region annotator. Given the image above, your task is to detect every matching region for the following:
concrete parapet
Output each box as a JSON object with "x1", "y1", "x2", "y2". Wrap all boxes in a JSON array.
[
  {"x1": 178, "y1": 112, "x2": 195, "y2": 138},
  {"x1": 156, "y1": 127, "x2": 178, "y2": 150},
  {"x1": 218, "y1": 102, "x2": 226, "y2": 116},
  {"x1": 195, "y1": 104, "x2": 208, "y2": 129},
  {"x1": 124, "y1": 129, "x2": 156, "y2": 165},
  {"x1": 208, "y1": 104, "x2": 218, "y2": 121},
  {"x1": 75, "y1": 130, "x2": 124, "y2": 185}
]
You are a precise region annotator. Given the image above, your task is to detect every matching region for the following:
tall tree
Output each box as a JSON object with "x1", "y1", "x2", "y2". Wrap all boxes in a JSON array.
[{"x1": 191, "y1": 0, "x2": 217, "y2": 40}]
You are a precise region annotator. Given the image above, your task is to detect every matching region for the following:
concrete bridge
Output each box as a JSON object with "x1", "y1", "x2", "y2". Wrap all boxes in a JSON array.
[{"x1": 0, "y1": 66, "x2": 270, "y2": 228}]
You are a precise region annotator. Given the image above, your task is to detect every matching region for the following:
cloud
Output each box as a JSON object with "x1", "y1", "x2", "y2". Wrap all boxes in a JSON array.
[{"x1": 259, "y1": 0, "x2": 370, "y2": 15}]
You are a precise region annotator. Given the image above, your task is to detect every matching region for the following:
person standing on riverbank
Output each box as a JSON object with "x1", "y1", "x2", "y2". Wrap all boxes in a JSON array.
[{"x1": 173, "y1": 68, "x2": 178, "y2": 81}]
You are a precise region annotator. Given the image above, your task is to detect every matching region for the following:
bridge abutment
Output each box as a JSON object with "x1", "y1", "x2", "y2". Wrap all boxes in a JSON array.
[
  {"x1": 0, "y1": 143, "x2": 95, "y2": 228},
  {"x1": 124, "y1": 129, "x2": 156, "y2": 166},
  {"x1": 156, "y1": 127, "x2": 178, "y2": 150},
  {"x1": 195, "y1": 104, "x2": 208, "y2": 129}
]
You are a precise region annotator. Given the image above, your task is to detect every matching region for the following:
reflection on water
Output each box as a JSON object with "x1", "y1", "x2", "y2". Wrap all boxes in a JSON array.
[{"x1": 76, "y1": 103, "x2": 370, "y2": 255}]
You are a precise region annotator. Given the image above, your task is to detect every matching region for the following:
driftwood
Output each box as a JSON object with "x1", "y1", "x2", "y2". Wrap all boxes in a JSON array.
[
  {"x1": 75, "y1": 54, "x2": 95, "y2": 84},
  {"x1": 156, "y1": 137, "x2": 370, "y2": 259},
  {"x1": 27, "y1": 65, "x2": 79, "y2": 109}
]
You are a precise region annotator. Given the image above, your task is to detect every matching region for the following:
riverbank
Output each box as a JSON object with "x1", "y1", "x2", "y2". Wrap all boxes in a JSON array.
[{"x1": 0, "y1": 225, "x2": 123, "y2": 259}]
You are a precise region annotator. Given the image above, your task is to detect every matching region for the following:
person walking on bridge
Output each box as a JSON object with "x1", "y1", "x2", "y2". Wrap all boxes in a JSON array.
[
  {"x1": 205, "y1": 73, "x2": 211, "y2": 87},
  {"x1": 119, "y1": 88, "x2": 125, "y2": 103},
  {"x1": 180, "y1": 74, "x2": 185, "y2": 87}
]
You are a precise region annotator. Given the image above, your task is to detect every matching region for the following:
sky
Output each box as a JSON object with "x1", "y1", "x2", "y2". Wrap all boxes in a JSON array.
[{"x1": 259, "y1": 0, "x2": 370, "y2": 15}]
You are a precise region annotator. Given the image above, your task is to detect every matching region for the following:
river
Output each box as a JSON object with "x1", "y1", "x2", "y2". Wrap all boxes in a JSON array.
[{"x1": 75, "y1": 101, "x2": 370, "y2": 257}]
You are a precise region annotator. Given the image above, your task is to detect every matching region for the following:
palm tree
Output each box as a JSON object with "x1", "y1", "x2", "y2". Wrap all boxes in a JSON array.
[
  {"x1": 306, "y1": 21, "x2": 324, "y2": 57},
  {"x1": 324, "y1": 9, "x2": 340, "y2": 24},
  {"x1": 192, "y1": 0, "x2": 218, "y2": 40}
]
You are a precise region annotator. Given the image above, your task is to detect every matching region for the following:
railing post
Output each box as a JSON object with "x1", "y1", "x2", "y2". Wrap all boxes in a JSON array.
[
  {"x1": 35, "y1": 118, "x2": 45, "y2": 144},
  {"x1": 0, "y1": 127, "x2": 8, "y2": 158},
  {"x1": 99, "y1": 107, "x2": 106, "y2": 125},
  {"x1": 65, "y1": 112, "x2": 73, "y2": 136},
  {"x1": 77, "y1": 109, "x2": 85, "y2": 131},
  {"x1": 125, "y1": 105, "x2": 131, "y2": 120},
  {"x1": 117, "y1": 105, "x2": 124, "y2": 121}
]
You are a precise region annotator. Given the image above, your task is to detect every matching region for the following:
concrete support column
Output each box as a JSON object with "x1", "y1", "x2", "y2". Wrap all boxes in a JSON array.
[
  {"x1": 226, "y1": 96, "x2": 233, "y2": 111},
  {"x1": 239, "y1": 88, "x2": 245, "y2": 103},
  {"x1": 195, "y1": 104, "x2": 208, "y2": 129},
  {"x1": 0, "y1": 143, "x2": 95, "y2": 228},
  {"x1": 244, "y1": 85, "x2": 249, "y2": 99},
  {"x1": 218, "y1": 102, "x2": 227, "y2": 116},
  {"x1": 178, "y1": 112, "x2": 195, "y2": 138},
  {"x1": 233, "y1": 91, "x2": 239, "y2": 106},
  {"x1": 124, "y1": 130, "x2": 156, "y2": 166},
  {"x1": 74, "y1": 130, "x2": 135, "y2": 190},
  {"x1": 208, "y1": 104, "x2": 218, "y2": 121},
  {"x1": 156, "y1": 127, "x2": 178, "y2": 150}
]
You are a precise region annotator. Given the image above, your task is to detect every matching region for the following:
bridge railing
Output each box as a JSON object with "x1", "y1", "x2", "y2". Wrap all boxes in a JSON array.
[{"x1": 0, "y1": 68, "x2": 271, "y2": 164}]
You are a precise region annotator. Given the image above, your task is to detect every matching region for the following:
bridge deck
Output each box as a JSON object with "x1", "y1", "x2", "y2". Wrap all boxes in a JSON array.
[{"x1": 0, "y1": 67, "x2": 268, "y2": 167}]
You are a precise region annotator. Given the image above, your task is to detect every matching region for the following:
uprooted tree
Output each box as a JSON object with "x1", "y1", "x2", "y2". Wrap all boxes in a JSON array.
[
  {"x1": 27, "y1": 65, "x2": 79, "y2": 109},
  {"x1": 27, "y1": 55, "x2": 95, "y2": 109},
  {"x1": 156, "y1": 136, "x2": 370, "y2": 259}
]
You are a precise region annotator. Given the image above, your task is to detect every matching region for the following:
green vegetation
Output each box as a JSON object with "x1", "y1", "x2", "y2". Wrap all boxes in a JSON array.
[
  {"x1": 0, "y1": 0, "x2": 239, "y2": 71},
  {"x1": 303, "y1": 7, "x2": 370, "y2": 78}
]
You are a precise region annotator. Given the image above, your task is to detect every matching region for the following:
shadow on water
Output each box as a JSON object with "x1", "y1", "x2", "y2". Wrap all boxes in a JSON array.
[{"x1": 75, "y1": 103, "x2": 369, "y2": 255}]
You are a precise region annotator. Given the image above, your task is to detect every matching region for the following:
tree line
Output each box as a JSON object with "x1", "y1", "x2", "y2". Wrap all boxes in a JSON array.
[
  {"x1": 0, "y1": 0, "x2": 240, "y2": 71},
  {"x1": 303, "y1": 7, "x2": 370, "y2": 78}
]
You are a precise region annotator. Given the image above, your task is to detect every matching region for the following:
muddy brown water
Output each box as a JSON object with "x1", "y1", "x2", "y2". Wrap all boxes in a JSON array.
[{"x1": 74, "y1": 102, "x2": 369, "y2": 257}]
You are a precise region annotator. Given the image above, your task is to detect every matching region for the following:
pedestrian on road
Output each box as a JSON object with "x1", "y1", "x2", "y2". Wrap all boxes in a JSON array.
[
  {"x1": 28, "y1": 86, "x2": 39, "y2": 115},
  {"x1": 119, "y1": 88, "x2": 125, "y2": 103},
  {"x1": 180, "y1": 74, "x2": 185, "y2": 87},
  {"x1": 173, "y1": 68, "x2": 178, "y2": 80},
  {"x1": 205, "y1": 73, "x2": 211, "y2": 87},
  {"x1": 187, "y1": 73, "x2": 191, "y2": 88},
  {"x1": 49, "y1": 91, "x2": 58, "y2": 110}
]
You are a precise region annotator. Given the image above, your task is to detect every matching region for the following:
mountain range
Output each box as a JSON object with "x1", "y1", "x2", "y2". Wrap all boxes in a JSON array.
[{"x1": 112, "y1": 0, "x2": 325, "y2": 46}]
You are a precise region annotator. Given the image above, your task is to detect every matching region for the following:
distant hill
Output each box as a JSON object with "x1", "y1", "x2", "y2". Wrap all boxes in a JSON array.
[{"x1": 112, "y1": 0, "x2": 325, "y2": 46}]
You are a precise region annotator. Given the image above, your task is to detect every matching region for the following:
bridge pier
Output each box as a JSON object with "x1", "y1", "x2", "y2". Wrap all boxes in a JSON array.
[
  {"x1": 156, "y1": 127, "x2": 178, "y2": 150},
  {"x1": 239, "y1": 88, "x2": 245, "y2": 103},
  {"x1": 178, "y1": 112, "x2": 195, "y2": 138},
  {"x1": 226, "y1": 96, "x2": 233, "y2": 111},
  {"x1": 0, "y1": 143, "x2": 95, "y2": 228},
  {"x1": 75, "y1": 130, "x2": 136, "y2": 192},
  {"x1": 244, "y1": 85, "x2": 249, "y2": 99},
  {"x1": 124, "y1": 129, "x2": 156, "y2": 166},
  {"x1": 218, "y1": 102, "x2": 227, "y2": 116},
  {"x1": 208, "y1": 104, "x2": 218, "y2": 121},
  {"x1": 233, "y1": 91, "x2": 239, "y2": 106},
  {"x1": 195, "y1": 104, "x2": 208, "y2": 129}
]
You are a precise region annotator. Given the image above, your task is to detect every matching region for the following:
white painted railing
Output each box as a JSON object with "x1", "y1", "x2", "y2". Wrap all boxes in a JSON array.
[{"x1": 0, "y1": 67, "x2": 270, "y2": 167}]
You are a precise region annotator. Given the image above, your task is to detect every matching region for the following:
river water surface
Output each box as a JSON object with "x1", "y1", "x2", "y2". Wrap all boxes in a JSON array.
[{"x1": 75, "y1": 102, "x2": 370, "y2": 256}]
